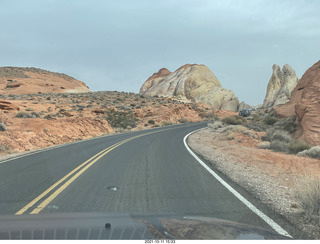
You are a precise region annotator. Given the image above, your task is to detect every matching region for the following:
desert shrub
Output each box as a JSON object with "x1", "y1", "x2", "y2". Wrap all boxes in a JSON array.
[
  {"x1": 222, "y1": 115, "x2": 246, "y2": 125},
  {"x1": 178, "y1": 118, "x2": 189, "y2": 123},
  {"x1": 106, "y1": 109, "x2": 138, "y2": 129},
  {"x1": 298, "y1": 146, "x2": 320, "y2": 159},
  {"x1": 203, "y1": 112, "x2": 219, "y2": 121},
  {"x1": 288, "y1": 141, "x2": 311, "y2": 154},
  {"x1": 295, "y1": 177, "x2": 320, "y2": 216},
  {"x1": 44, "y1": 114, "x2": 55, "y2": 120},
  {"x1": 270, "y1": 130, "x2": 292, "y2": 143},
  {"x1": 227, "y1": 125, "x2": 248, "y2": 133},
  {"x1": 227, "y1": 133, "x2": 235, "y2": 140},
  {"x1": 161, "y1": 121, "x2": 173, "y2": 126},
  {"x1": 0, "y1": 145, "x2": 11, "y2": 152},
  {"x1": 208, "y1": 120, "x2": 224, "y2": 130},
  {"x1": 0, "y1": 123, "x2": 6, "y2": 131},
  {"x1": 252, "y1": 113, "x2": 261, "y2": 122},
  {"x1": 263, "y1": 116, "x2": 278, "y2": 125},
  {"x1": 25, "y1": 108, "x2": 34, "y2": 111},
  {"x1": 243, "y1": 130, "x2": 257, "y2": 139},
  {"x1": 15, "y1": 111, "x2": 33, "y2": 118},
  {"x1": 283, "y1": 121, "x2": 297, "y2": 133},
  {"x1": 148, "y1": 119, "x2": 155, "y2": 125},
  {"x1": 246, "y1": 123, "x2": 268, "y2": 132},
  {"x1": 31, "y1": 112, "x2": 40, "y2": 118},
  {"x1": 270, "y1": 140, "x2": 289, "y2": 153},
  {"x1": 257, "y1": 141, "x2": 271, "y2": 149}
]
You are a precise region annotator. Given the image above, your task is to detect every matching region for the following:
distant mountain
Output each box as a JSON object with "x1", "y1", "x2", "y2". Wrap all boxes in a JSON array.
[
  {"x1": 140, "y1": 64, "x2": 239, "y2": 112},
  {"x1": 0, "y1": 67, "x2": 90, "y2": 95}
]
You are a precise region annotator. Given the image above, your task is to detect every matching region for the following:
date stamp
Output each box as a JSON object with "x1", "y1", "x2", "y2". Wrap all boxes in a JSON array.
[{"x1": 145, "y1": 240, "x2": 175, "y2": 244}]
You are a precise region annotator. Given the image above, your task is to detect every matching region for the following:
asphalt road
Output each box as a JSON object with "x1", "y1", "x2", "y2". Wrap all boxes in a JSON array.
[{"x1": 0, "y1": 122, "x2": 293, "y2": 237}]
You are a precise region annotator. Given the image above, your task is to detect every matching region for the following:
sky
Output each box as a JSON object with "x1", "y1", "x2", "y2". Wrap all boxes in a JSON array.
[{"x1": 0, "y1": 0, "x2": 319, "y2": 105}]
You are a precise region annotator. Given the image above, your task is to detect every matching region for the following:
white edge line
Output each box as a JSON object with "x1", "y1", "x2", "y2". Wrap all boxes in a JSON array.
[{"x1": 183, "y1": 128, "x2": 292, "y2": 238}]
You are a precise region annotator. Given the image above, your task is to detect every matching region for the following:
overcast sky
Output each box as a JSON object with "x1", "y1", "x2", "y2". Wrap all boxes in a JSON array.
[{"x1": 0, "y1": 0, "x2": 319, "y2": 105}]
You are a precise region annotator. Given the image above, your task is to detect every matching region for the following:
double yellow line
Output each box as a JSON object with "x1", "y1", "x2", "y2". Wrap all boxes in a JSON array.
[{"x1": 15, "y1": 129, "x2": 163, "y2": 215}]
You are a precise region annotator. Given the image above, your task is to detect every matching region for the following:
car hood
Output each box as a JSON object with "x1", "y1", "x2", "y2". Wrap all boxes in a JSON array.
[{"x1": 0, "y1": 212, "x2": 291, "y2": 240}]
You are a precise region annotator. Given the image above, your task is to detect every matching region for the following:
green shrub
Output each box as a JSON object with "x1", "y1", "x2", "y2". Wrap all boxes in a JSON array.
[
  {"x1": 271, "y1": 130, "x2": 292, "y2": 143},
  {"x1": 0, "y1": 123, "x2": 6, "y2": 131},
  {"x1": 15, "y1": 111, "x2": 33, "y2": 118},
  {"x1": 222, "y1": 115, "x2": 246, "y2": 125},
  {"x1": 148, "y1": 119, "x2": 155, "y2": 125},
  {"x1": 298, "y1": 146, "x2": 320, "y2": 158},
  {"x1": 178, "y1": 118, "x2": 189, "y2": 123},
  {"x1": 263, "y1": 116, "x2": 278, "y2": 125},
  {"x1": 288, "y1": 141, "x2": 311, "y2": 154},
  {"x1": 270, "y1": 140, "x2": 289, "y2": 153},
  {"x1": 106, "y1": 109, "x2": 138, "y2": 129}
]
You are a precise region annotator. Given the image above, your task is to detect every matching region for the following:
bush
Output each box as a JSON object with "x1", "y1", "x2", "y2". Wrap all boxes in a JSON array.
[
  {"x1": 15, "y1": 111, "x2": 33, "y2": 118},
  {"x1": 148, "y1": 119, "x2": 155, "y2": 125},
  {"x1": 270, "y1": 130, "x2": 292, "y2": 143},
  {"x1": 161, "y1": 121, "x2": 173, "y2": 126},
  {"x1": 208, "y1": 120, "x2": 224, "y2": 130},
  {"x1": 257, "y1": 141, "x2": 271, "y2": 149},
  {"x1": 283, "y1": 121, "x2": 297, "y2": 133},
  {"x1": 288, "y1": 141, "x2": 311, "y2": 154},
  {"x1": 44, "y1": 114, "x2": 55, "y2": 120},
  {"x1": 222, "y1": 115, "x2": 246, "y2": 125},
  {"x1": 263, "y1": 116, "x2": 278, "y2": 125},
  {"x1": 0, "y1": 123, "x2": 6, "y2": 131},
  {"x1": 298, "y1": 146, "x2": 320, "y2": 158},
  {"x1": 270, "y1": 140, "x2": 289, "y2": 153},
  {"x1": 203, "y1": 112, "x2": 219, "y2": 121},
  {"x1": 106, "y1": 109, "x2": 138, "y2": 129},
  {"x1": 295, "y1": 177, "x2": 320, "y2": 216},
  {"x1": 178, "y1": 118, "x2": 189, "y2": 123}
]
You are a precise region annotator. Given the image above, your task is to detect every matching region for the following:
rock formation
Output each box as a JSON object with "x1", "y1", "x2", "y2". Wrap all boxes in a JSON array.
[
  {"x1": 0, "y1": 67, "x2": 90, "y2": 95},
  {"x1": 140, "y1": 64, "x2": 239, "y2": 111},
  {"x1": 275, "y1": 60, "x2": 320, "y2": 145},
  {"x1": 263, "y1": 64, "x2": 298, "y2": 108}
]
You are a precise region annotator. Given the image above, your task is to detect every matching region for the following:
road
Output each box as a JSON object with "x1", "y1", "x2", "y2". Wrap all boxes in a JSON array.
[{"x1": 0, "y1": 122, "x2": 292, "y2": 237}]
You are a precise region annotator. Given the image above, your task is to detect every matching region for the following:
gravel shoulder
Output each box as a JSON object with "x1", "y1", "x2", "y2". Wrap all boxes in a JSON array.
[{"x1": 187, "y1": 127, "x2": 320, "y2": 239}]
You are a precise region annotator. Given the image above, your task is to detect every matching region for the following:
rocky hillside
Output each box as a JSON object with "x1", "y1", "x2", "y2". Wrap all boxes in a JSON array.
[
  {"x1": 276, "y1": 60, "x2": 320, "y2": 145},
  {"x1": 140, "y1": 64, "x2": 239, "y2": 112},
  {"x1": 263, "y1": 64, "x2": 298, "y2": 108},
  {"x1": 0, "y1": 67, "x2": 90, "y2": 95},
  {"x1": 0, "y1": 90, "x2": 215, "y2": 155}
]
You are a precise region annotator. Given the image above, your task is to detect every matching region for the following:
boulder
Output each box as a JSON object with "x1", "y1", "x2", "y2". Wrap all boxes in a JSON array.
[
  {"x1": 275, "y1": 60, "x2": 320, "y2": 145},
  {"x1": 140, "y1": 64, "x2": 239, "y2": 111},
  {"x1": 263, "y1": 64, "x2": 298, "y2": 108}
]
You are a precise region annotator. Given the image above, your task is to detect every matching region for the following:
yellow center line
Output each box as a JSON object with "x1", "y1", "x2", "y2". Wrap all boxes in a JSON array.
[
  {"x1": 30, "y1": 141, "x2": 127, "y2": 214},
  {"x1": 15, "y1": 139, "x2": 132, "y2": 215},
  {"x1": 15, "y1": 127, "x2": 176, "y2": 215}
]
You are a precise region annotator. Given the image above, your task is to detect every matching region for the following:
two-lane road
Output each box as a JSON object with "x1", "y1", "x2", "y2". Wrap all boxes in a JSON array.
[{"x1": 0, "y1": 122, "x2": 293, "y2": 237}]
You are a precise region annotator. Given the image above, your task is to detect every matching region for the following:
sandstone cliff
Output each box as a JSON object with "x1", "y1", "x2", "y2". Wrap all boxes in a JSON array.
[
  {"x1": 140, "y1": 64, "x2": 239, "y2": 111},
  {"x1": 0, "y1": 67, "x2": 90, "y2": 95},
  {"x1": 275, "y1": 60, "x2": 320, "y2": 145},
  {"x1": 263, "y1": 64, "x2": 298, "y2": 108}
]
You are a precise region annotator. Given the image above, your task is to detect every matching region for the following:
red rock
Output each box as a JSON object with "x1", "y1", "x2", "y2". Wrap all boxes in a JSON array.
[{"x1": 275, "y1": 60, "x2": 320, "y2": 145}]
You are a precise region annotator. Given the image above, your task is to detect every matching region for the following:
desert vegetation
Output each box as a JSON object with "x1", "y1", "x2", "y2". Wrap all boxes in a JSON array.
[{"x1": 210, "y1": 109, "x2": 314, "y2": 156}]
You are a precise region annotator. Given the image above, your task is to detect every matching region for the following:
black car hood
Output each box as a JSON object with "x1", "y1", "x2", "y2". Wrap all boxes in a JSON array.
[{"x1": 0, "y1": 212, "x2": 291, "y2": 240}]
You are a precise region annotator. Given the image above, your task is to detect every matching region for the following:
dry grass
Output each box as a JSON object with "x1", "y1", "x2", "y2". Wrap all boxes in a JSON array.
[{"x1": 295, "y1": 177, "x2": 320, "y2": 217}]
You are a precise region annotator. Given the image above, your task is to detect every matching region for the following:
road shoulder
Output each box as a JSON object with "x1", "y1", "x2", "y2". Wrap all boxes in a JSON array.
[{"x1": 187, "y1": 127, "x2": 320, "y2": 239}]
